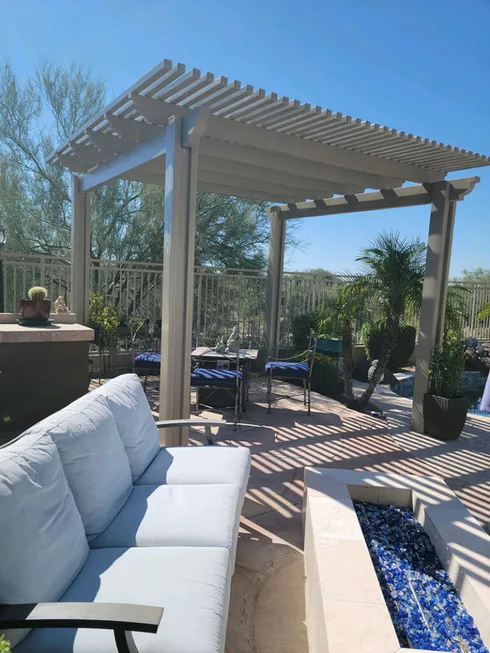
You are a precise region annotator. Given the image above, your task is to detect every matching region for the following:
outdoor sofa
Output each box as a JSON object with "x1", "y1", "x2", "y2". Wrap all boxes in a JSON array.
[{"x1": 0, "y1": 373, "x2": 251, "y2": 653}]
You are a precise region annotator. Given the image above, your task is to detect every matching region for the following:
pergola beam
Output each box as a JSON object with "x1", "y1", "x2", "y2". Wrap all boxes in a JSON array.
[
  {"x1": 129, "y1": 93, "x2": 186, "y2": 125},
  {"x1": 120, "y1": 164, "x2": 313, "y2": 202},
  {"x1": 85, "y1": 130, "x2": 135, "y2": 156},
  {"x1": 277, "y1": 177, "x2": 480, "y2": 219},
  {"x1": 203, "y1": 115, "x2": 445, "y2": 184},
  {"x1": 197, "y1": 180, "x2": 305, "y2": 203},
  {"x1": 197, "y1": 146, "x2": 366, "y2": 194},
  {"x1": 69, "y1": 143, "x2": 108, "y2": 167},
  {"x1": 106, "y1": 113, "x2": 163, "y2": 142},
  {"x1": 197, "y1": 170, "x2": 331, "y2": 202},
  {"x1": 79, "y1": 130, "x2": 167, "y2": 192},
  {"x1": 198, "y1": 138, "x2": 387, "y2": 192}
]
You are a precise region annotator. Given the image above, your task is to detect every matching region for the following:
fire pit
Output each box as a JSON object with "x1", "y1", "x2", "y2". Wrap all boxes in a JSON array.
[
  {"x1": 354, "y1": 500, "x2": 486, "y2": 652},
  {"x1": 303, "y1": 468, "x2": 490, "y2": 653}
]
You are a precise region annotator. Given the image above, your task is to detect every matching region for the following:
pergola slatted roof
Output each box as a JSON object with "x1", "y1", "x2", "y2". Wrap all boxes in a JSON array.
[{"x1": 49, "y1": 58, "x2": 490, "y2": 204}]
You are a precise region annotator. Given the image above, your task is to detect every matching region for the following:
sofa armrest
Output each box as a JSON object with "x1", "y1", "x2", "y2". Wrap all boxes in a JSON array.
[
  {"x1": 155, "y1": 419, "x2": 232, "y2": 445},
  {"x1": 0, "y1": 602, "x2": 163, "y2": 653}
]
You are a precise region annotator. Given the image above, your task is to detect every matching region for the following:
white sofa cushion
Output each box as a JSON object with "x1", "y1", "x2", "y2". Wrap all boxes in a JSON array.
[
  {"x1": 0, "y1": 431, "x2": 89, "y2": 647},
  {"x1": 16, "y1": 546, "x2": 231, "y2": 653},
  {"x1": 98, "y1": 374, "x2": 160, "y2": 480},
  {"x1": 90, "y1": 483, "x2": 241, "y2": 550},
  {"x1": 37, "y1": 393, "x2": 132, "y2": 539},
  {"x1": 134, "y1": 445, "x2": 251, "y2": 498}
]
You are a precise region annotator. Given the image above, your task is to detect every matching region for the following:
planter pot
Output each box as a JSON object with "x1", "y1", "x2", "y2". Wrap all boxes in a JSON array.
[
  {"x1": 116, "y1": 326, "x2": 131, "y2": 338},
  {"x1": 317, "y1": 337, "x2": 343, "y2": 354},
  {"x1": 20, "y1": 299, "x2": 52, "y2": 322},
  {"x1": 423, "y1": 393, "x2": 468, "y2": 440}
]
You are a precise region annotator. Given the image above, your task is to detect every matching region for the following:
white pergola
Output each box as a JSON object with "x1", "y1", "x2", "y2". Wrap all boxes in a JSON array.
[{"x1": 48, "y1": 59, "x2": 490, "y2": 445}]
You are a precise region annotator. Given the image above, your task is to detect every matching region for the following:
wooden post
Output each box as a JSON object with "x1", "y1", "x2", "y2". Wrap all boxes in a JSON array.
[
  {"x1": 264, "y1": 207, "x2": 286, "y2": 359},
  {"x1": 71, "y1": 175, "x2": 91, "y2": 325},
  {"x1": 158, "y1": 117, "x2": 199, "y2": 446},
  {"x1": 412, "y1": 182, "x2": 456, "y2": 433}
]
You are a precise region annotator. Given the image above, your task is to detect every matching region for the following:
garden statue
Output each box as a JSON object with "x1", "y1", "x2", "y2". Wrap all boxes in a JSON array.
[
  {"x1": 54, "y1": 296, "x2": 69, "y2": 314},
  {"x1": 214, "y1": 336, "x2": 225, "y2": 353},
  {"x1": 226, "y1": 325, "x2": 240, "y2": 353}
]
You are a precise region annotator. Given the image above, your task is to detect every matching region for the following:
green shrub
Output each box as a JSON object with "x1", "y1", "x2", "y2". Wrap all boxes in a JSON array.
[
  {"x1": 88, "y1": 292, "x2": 119, "y2": 352},
  {"x1": 362, "y1": 321, "x2": 416, "y2": 370},
  {"x1": 0, "y1": 635, "x2": 11, "y2": 653},
  {"x1": 361, "y1": 321, "x2": 385, "y2": 361},
  {"x1": 288, "y1": 352, "x2": 342, "y2": 399},
  {"x1": 311, "y1": 354, "x2": 343, "y2": 398},
  {"x1": 291, "y1": 312, "x2": 319, "y2": 351},
  {"x1": 390, "y1": 324, "x2": 416, "y2": 369}
]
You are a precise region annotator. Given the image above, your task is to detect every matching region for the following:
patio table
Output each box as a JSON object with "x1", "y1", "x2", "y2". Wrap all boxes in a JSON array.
[{"x1": 191, "y1": 347, "x2": 259, "y2": 410}]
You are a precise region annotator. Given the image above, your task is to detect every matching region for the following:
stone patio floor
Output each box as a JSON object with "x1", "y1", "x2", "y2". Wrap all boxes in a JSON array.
[{"x1": 90, "y1": 374, "x2": 490, "y2": 653}]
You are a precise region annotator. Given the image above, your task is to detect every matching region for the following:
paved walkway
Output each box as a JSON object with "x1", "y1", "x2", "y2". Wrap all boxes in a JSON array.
[{"x1": 95, "y1": 375, "x2": 490, "y2": 653}]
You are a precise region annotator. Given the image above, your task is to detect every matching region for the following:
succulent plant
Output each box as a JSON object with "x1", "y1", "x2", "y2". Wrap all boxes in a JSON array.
[{"x1": 27, "y1": 286, "x2": 48, "y2": 301}]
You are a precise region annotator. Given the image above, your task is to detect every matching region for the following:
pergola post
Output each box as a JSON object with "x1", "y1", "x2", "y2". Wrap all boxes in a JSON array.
[
  {"x1": 412, "y1": 181, "x2": 456, "y2": 433},
  {"x1": 159, "y1": 117, "x2": 199, "y2": 446},
  {"x1": 71, "y1": 175, "x2": 91, "y2": 325},
  {"x1": 264, "y1": 207, "x2": 286, "y2": 359}
]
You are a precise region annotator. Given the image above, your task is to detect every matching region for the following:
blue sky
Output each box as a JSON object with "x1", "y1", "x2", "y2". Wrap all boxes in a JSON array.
[{"x1": 1, "y1": 0, "x2": 489, "y2": 275}]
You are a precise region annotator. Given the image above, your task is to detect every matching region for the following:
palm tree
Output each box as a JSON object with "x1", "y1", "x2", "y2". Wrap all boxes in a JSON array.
[
  {"x1": 478, "y1": 302, "x2": 490, "y2": 321},
  {"x1": 445, "y1": 285, "x2": 470, "y2": 334},
  {"x1": 356, "y1": 232, "x2": 426, "y2": 407}
]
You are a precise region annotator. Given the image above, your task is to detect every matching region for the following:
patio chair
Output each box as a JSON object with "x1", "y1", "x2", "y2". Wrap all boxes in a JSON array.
[
  {"x1": 265, "y1": 330, "x2": 318, "y2": 415},
  {"x1": 132, "y1": 320, "x2": 161, "y2": 391},
  {"x1": 191, "y1": 345, "x2": 243, "y2": 430}
]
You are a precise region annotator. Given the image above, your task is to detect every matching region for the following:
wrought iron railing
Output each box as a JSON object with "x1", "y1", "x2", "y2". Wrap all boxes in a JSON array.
[{"x1": 2, "y1": 252, "x2": 490, "y2": 345}]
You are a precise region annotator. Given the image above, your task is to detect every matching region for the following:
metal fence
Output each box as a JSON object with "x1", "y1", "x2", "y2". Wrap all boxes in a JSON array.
[{"x1": 2, "y1": 252, "x2": 490, "y2": 345}]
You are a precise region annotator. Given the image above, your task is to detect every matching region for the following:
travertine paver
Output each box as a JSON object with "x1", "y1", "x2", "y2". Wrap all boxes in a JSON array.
[{"x1": 87, "y1": 374, "x2": 490, "y2": 653}]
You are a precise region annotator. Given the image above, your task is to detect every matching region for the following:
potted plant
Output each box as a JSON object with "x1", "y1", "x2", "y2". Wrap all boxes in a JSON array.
[
  {"x1": 424, "y1": 329, "x2": 468, "y2": 440},
  {"x1": 20, "y1": 286, "x2": 51, "y2": 323}
]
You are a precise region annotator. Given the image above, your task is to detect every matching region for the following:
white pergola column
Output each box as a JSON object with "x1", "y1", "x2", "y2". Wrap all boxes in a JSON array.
[
  {"x1": 412, "y1": 181, "x2": 456, "y2": 433},
  {"x1": 264, "y1": 207, "x2": 286, "y2": 359},
  {"x1": 159, "y1": 117, "x2": 199, "y2": 446},
  {"x1": 71, "y1": 175, "x2": 91, "y2": 325}
]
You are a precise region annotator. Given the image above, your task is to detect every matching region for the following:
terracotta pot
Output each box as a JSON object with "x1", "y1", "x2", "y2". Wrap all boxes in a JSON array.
[
  {"x1": 20, "y1": 299, "x2": 52, "y2": 322},
  {"x1": 423, "y1": 393, "x2": 468, "y2": 440}
]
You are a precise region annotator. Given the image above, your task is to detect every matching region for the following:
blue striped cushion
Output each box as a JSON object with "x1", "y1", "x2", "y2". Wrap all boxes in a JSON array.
[
  {"x1": 191, "y1": 368, "x2": 242, "y2": 388},
  {"x1": 265, "y1": 361, "x2": 310, "y2": 379}
]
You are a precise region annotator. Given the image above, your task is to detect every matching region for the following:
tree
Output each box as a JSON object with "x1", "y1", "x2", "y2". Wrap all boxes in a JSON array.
[
  {"x1": 194, "y1": 192, "x2": 271, "y2": 268},
  {"x1": 0, "y1": 59, "x2": 299, "y2": 269},
  {"x1": 356, "y1": 232, "x2": 426, "y2": 408},
  {"x1": 0, "y1": 60, "x2": 108, "y2": 257},
  {"x1": 459, "y1": 267, "x2": 490, "y2": 285},
  {"x1": 303, "y1": 267, "x2": 335, "y2": 278}
]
